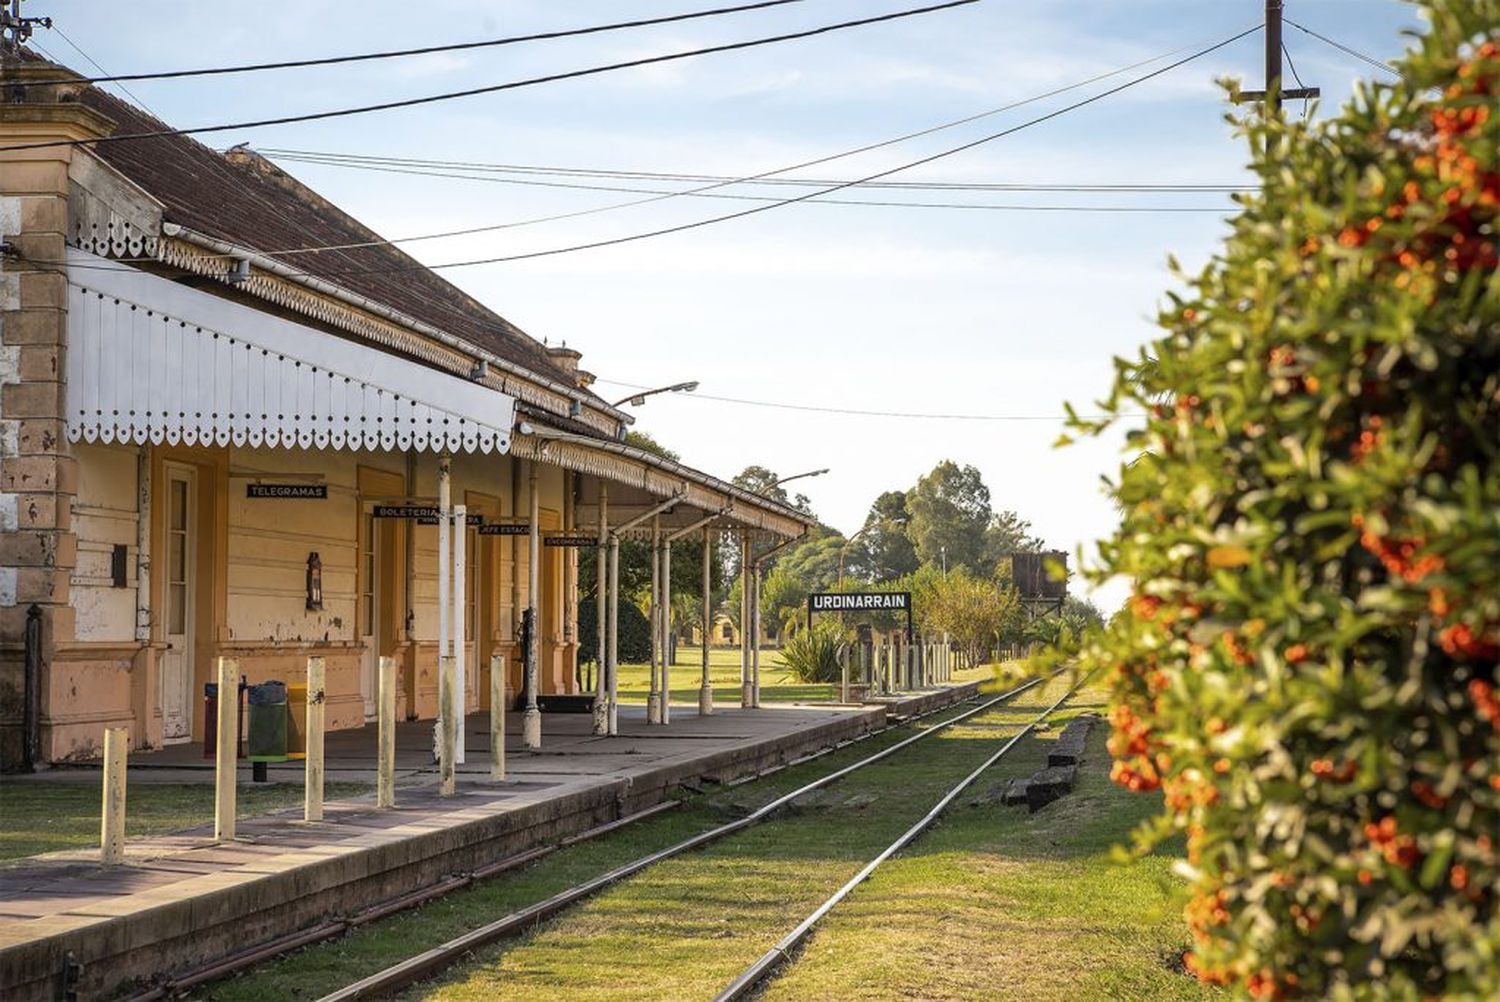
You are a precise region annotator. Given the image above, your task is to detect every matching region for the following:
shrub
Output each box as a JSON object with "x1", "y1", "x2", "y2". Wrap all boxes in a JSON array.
[
  {"x1": 781, "y1": 620, "x2": 847, "y2": 683},
  {"x1": 1072, "y1": 4, "x2": 1499, "y2": 997},
  {"x1": 577, "y1": 598, "x2": 652, "y2": 665}
]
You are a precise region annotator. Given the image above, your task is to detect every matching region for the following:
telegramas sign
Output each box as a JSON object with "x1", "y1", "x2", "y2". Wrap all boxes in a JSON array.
[{"x1": 807, "y1": 592, "x2": 912, "y2": 613}]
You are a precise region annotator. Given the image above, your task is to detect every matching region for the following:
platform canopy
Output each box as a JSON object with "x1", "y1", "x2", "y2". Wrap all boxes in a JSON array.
[{"x1": 64, "y1": 249, "x2": 515, "y2": 454}]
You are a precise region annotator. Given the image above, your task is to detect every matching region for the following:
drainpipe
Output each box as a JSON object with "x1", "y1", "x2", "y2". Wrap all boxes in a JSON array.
[
  {"x1": 135, "y1": 448, "x2": 151, "y2": 644},
  {"x1": 523, "y1": 462, "x2": 541, "y2": 750}
]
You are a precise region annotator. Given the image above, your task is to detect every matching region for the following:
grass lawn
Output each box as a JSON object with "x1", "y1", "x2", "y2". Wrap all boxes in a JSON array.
[
  {"x1": 760, "y1": 681, "x2": 1212, "y2": 1001},
  {"x1": 396, "y1": 677, "x2": 1206, "y2": 1001},
  {"x1": 607, "y1": 647, "x2": 997, "y2": 705},
  {"x1": 0, "y1": 781, "x2": 372, "y2": 861}
]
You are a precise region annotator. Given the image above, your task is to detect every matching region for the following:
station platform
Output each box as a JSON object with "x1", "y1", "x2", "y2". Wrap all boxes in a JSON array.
[{"x1": 0, "y1": 683, "x2": 982, "y2": 1001}]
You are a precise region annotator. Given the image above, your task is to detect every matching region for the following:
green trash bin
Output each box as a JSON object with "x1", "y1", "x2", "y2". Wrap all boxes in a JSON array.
[{"x1": 246, "y1": 680, "x2": 289, "y2": 763}]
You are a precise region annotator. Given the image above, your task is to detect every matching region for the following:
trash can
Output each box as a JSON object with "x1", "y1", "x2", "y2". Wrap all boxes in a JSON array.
[
  {"x1": 203, "y1": 679, "x2": 247, "y2": 760},
  {"x1": 246, "y1": 680, "x2": 289, "y2": 762}
]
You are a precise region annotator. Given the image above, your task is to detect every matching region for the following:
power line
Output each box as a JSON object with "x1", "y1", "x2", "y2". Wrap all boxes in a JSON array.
[
  {"x1": 19, "y1": 1, "x2": 820, "y2": 86},
  {"x1": 262, "y1": 149, "x2": 1255, "y2": 192},
  {"x1": 1284, "y1": 18, "x2": 1399, "y2": 76},
  {"x1": 292, "y1": 24, "x2": 1261, "y2": 275},
  {"x1": 0, "y1": 1, "x2": 980, "y2": 154},
  {"x1": 262, "y1": 153, "x2": 1234, "y2": 218},
  {"x1": 592, "y1": 379, "x2": 1140, "y2": 421},
  {"x1": 33, "y1": 31, "x2": 1249, "y2": 271}
]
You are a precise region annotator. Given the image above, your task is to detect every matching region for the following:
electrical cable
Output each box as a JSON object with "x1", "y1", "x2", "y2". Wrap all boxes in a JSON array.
[
  {"x1": 0, "y1": 1, "x2": 981, "y2": 154},
  {"x1": 24, "y1": 28, "x2": 1254, "y2": 275},
  {"x1": 261, "y1": 154, "x2": 1235, "y2": 216},
  {"x1": 1280, "y1": 41, "x2": 1312, "y2": 118},
  {"x1": 16, "y1": 1, "x2": 820, "y2": 86},
  {"x1": 1284, "y1": 19, "x2": 1399, "y2": 76},
  {"x1": 287, "y1": 23, "x2": 1262, "y2": 274},
  {"x1": 591, "y1": 379, "x2": 1142, "y2": 422},
  {"x1": 263, "y1": 149, "x2": 1253, "y2": 192}
]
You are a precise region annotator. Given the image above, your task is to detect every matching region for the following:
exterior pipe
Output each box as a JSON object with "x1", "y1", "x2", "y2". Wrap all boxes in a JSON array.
[
  {"x1": 524, "y1": 463, "x2": 542, "y2": 749},
  {"x1": 135, "y1": 447, "x2": 150, "y2": 643},
  {"x1": 452, "y1": 503, "x2": 466, "y2": 764},
  {"x1": 436, "y1": 457, "x2": 451, "y2": 764},
  {"x1": 158, "y1": 224, "x2": 632, "y2": 429}
]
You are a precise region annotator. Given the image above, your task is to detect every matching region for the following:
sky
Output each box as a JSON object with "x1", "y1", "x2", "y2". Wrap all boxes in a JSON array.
[{"x1": 32, "y1": 0, "x2": 1424, "y2": 610}]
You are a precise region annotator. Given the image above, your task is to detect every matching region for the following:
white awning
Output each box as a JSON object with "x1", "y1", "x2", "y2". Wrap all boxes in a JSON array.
[{"x1": 64, "y1": 249, "x2": 514, "y2": 454}]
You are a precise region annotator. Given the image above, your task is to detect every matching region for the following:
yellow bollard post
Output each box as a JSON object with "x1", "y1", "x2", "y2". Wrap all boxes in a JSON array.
[
  {"x1": 214, "y1": 657, "x2": 239, "y2": 842},
  {"x1": 378, "y1": 655, "x2": 397, "y2": 808},
  {"x1": 100, "y1": 727, "x2": 128, "y2": 864},
  {"x1": 489, "y1": 654, "x2": 506, "y2": 781},
  {"x1": 304, "y1": 657, "x2": 326, "y2": 822},
  {"x1": 439, "y1": 655, "x2": 456, "y2": 797}
]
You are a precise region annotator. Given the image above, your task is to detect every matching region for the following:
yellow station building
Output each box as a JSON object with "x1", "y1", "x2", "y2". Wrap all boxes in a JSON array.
[{"x1": 0, "y1": 53, "x2": 812, "y2": 769}]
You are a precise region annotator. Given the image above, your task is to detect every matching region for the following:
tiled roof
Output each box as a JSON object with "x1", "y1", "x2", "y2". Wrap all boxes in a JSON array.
[{"x1": 27, "y1": 49, "x2": 589, "y2": 396}]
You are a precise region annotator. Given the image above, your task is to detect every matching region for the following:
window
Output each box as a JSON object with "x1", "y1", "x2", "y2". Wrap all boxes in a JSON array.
[{"x1": 722, "y1": 623, "x2": 733, "y2": 641}]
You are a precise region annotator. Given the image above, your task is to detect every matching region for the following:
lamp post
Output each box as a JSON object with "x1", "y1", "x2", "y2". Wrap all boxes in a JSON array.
[
  {"x1": 612, "y1": 381, "x2": 698, "y2": 408},
  {"x1": 769, "y1": 468, "x2": 829, "y2": 491}
]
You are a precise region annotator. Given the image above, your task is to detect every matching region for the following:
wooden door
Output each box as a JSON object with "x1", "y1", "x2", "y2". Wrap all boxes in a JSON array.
[{"x1": 161, "y1": 463, "x2": 196, "y2": 742}]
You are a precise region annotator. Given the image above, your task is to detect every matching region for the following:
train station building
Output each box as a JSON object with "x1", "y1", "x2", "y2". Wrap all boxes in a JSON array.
[{"x1": 0, "y1": 53, "x2": 812, "y2": 770}]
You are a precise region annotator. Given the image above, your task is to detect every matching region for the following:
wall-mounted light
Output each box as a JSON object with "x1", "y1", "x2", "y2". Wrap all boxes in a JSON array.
[{"x1": 306, "y1": 552, "x2": 324, "y2": 611}]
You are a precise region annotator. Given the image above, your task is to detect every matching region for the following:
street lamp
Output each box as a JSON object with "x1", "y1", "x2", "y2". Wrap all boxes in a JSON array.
[
  {"x1": 770, "y1": 468, "x2": 830, "y2": 490},
  {"x1": 612, "y1": 381, "x2": 699, "y2": 408}
]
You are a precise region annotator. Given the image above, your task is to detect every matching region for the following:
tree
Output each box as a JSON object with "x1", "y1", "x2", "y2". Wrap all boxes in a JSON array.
[
  {"x1": 981, "y1": 509, "x2": 1045, "y2": 571},
  {"x1": 923, "y1": 569, "x2": 1020, "y2": 665},
  {"x1": 851, "y1": 490, "x2": 919, "y2": 581},
  {"x1": 1073, "y1": 8, "x2": 1499, "y2": 995},
  {"x1": 906, "y1": 460, "x2": 993, "y2": 573}
]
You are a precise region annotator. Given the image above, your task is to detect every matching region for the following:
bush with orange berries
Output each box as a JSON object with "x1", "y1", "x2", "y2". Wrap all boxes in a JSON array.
[{"x1": 1072, "y1": 3, "x2": 1499, "y2": 997}]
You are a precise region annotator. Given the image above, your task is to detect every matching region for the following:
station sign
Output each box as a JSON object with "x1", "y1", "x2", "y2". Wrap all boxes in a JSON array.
[
  {"x1": 372, "y1": 505, "x2": 482, "y2": 525},
  {"x1": 247, "y1": 483, "x2": 327, "y2": 499},
  {"x1": 478, "y1": 523, "x2": 531, "y2": 536},
  {"x1": 544, "y1": 534, "x2": 599, "y2": 547},
  {"x1": 807, "y1": 592, "x2": 911, "y2": 613}
]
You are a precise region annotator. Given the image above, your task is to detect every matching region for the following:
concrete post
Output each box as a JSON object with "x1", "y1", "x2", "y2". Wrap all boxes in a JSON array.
[
  {"x1": 593, "y1": 486, "x2": 609, "y2": 736},
  {"x1": 436, "y1": 456, "x2": 450, "y2": 763},
  {"x1": 378, "y1": 655, "x2": 396, "y2": 807},
  {"x1": 840, "y1": 645, "x2": 849, "y2": 703},
  {"x1": 214, "y1": 657, "x2": 239, "y2": 841},
  {"x1": 647, "y1": 519, "x2": 661, "y2": 725},
  {"x1": 305, "y1": 656, "x2": 326, "y2": 821},
  {"x1": 661, "y1": 531, "x2": 672, "y2": 724},
  {"x1": 740, "y1": 535, "x2": 752, "y2": 709},
  {"x1": 452, "y1": 504, "x2": 467, "y2": 764},
  {"x1": 439, "y1": 655, "x2": 456, "y2": 797},
  {"x1": 100, "y1": 726, "x2": 127, "y2": 864},
  {"x1": 524, "y1": 463, "x2": 542, "y2": 750},
  {"x1": 607, "y1": 534, "x2": 620, "y2": 735},
  {"x1": 489, "y1": 654, "x2": 505, "y2": 781},
  {"x1": 699, "y1": 526, "x2": 713, "y2": 716}
]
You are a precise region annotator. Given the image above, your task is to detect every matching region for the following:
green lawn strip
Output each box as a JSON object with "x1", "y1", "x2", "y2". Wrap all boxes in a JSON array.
[
  {"x1": 406, "y1": 678, "x2": 1073, "y2": 1001},
  {"x1": 0, "y1": 781, "x2": 372, "y2": 862},
  {"x1": 197, "y1": 692, "x2": 997, "y2": 1001},
  {"x1": 611, "y1": 648, "x2": 999, "y2": 705},
  {"x1": 760, "y1": 681, "x2": 1211, "y2": 1002}
]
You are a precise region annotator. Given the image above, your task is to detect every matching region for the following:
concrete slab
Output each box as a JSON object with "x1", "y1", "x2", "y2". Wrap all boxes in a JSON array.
[{"x1": 0, "y1": 684, "x2": 981, "y2": 1001}]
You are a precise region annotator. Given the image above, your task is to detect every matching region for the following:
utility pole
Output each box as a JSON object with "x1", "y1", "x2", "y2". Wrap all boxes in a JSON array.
[
  {"x1": 1, "y1": 1, "x2": 52, "y2": 54},
  {"x1": 1240, "y1": 0, "x2": 1319, "y2": 155}
]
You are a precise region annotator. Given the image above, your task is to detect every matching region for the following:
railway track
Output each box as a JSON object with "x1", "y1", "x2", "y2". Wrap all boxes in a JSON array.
[{"x1": 314, "y1": 672, "x2": 1078, "y2": 1002}]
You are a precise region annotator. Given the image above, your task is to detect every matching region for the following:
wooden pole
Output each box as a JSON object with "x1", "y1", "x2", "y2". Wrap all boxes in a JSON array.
[
  {"x1": 378, "y1": 655, "x2": 396, "y2": 807},
  {"x1": 661, "y1": 533, "x2": 672, "y2": 724},
  {"x1": 594, "y1": 485, "x2": 609, "y2": 735},
  {"x1": 439, "y1": 654, "x2": 456, "y2": 796},
  {"x1": 490, "y1": 653, "x2": 506, "y2": 781},
  {"x1": 214, "y1": 657, "x2": 239, "y2": 842},
  {"x1": 305, "y1": 656, "x2": 326, "y2": 821},
  {"x1": 100, "y1": 726, "x2": 127, "y2": 864},
  {"x1": 648, "y1": 519, "x2": 661, "y2": 724}
]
